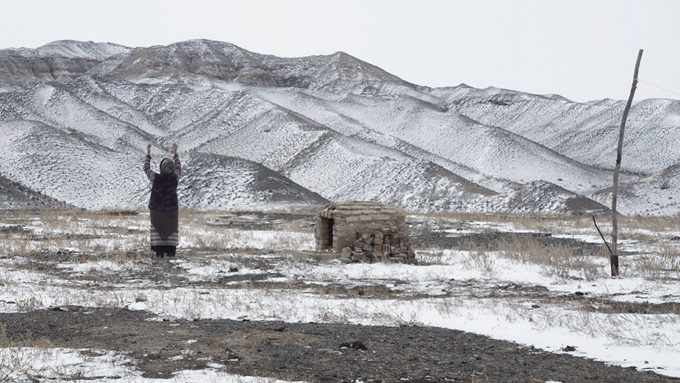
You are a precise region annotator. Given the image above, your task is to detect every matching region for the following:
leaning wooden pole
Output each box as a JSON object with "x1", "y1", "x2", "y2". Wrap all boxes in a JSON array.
[{"x1": 611, "y1": 49, "x2": 643, "y2": 277}]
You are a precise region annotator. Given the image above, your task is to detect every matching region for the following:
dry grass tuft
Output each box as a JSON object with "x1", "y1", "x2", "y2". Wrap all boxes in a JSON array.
[
  {"x1": 0, "y1": 323, "x2": 54, "y2": 382},
  {"x1": 498, "y1": 235, "x2": 606, "y2": 281}
]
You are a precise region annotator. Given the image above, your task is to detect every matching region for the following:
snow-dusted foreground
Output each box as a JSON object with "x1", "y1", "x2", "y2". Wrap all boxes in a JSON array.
[
  {"x1": 0, "y1": 344, "x2": 301, "y2": 383},
  {"x1": 0, "y1": 210, "x2": 679, "y2": 382}
]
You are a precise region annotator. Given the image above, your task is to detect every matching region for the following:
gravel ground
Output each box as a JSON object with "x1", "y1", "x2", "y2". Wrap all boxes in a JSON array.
[{"x1": 2, "y1": 306, "x2": 678, "y2": 382}]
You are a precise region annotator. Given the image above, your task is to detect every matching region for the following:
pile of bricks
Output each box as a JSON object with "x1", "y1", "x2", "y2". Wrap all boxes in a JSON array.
[
  {"x1": 314, "y1": 201, "x2": 416, "y2": 264},
  {"x1": 342, "y1": 229, "x2": 415, "y2": 263}
]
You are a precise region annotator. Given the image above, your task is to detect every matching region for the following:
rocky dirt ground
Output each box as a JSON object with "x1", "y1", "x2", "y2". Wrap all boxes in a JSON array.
[
  {"x1": 1, "y1": 211, "x2": 679, "y2": 382},
  {"x1": 2, "y1": 305, "x2": 677, "y2": 383}
]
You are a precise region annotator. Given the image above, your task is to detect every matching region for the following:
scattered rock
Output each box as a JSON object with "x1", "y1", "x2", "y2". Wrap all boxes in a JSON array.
[{"x1": 339, "y1": 340, "x2": 367, "y2": 350}]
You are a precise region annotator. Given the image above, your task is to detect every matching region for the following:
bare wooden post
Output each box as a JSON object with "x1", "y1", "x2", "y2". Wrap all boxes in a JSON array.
[{"x1": 611, "y1": 49, "x2": 643, "y2": 277}]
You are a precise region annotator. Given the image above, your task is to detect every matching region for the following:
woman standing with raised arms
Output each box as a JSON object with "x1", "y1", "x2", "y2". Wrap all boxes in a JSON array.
[{"x1": 144, "y1": 143, "x2": 182, "y2": 258}]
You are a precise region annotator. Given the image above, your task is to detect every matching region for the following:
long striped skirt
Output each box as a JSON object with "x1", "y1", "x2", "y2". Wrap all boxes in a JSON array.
[{"x1": 149, "y1": 209, "x2": 179, "y2": 248}]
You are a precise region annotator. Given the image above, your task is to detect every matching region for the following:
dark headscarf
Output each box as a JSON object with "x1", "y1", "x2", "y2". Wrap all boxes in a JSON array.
[{"x1": 160, "y1": 158, "x2": 176, "y2": 175}]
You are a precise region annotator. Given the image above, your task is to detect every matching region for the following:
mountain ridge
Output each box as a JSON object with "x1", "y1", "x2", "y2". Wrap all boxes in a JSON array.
[{"x1": 0, "y1": 39, "x2": 676, "y2": 215}]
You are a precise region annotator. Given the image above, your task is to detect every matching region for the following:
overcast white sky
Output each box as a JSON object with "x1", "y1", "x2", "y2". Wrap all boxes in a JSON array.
[{"x1": 1, "y1": 0, "x2": 678, "y2": 102}]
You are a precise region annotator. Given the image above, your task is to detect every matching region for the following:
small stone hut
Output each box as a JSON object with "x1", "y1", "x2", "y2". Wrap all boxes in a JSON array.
[{"x1": 315, "y1": 201, "x2": 416, "y2": 263}]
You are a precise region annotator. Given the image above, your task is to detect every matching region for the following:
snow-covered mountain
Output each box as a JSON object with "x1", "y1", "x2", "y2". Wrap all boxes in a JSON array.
[
  {"x1": 0, "y1": 39, "x2": 676, "y2": 215},
  {"x1": 0, "y1": 172, "x2": 72, "y2": 210}
]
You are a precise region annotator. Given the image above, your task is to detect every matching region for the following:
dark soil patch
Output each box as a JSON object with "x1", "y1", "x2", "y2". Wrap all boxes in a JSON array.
[
  {"x1": 16, "y1": 251, "x2": 192, "y2": 286},
  {"x1": 1, "y1": 307, "x2": 676, "y2": 382},
  {"x1": 411, "y1": 231, "x2": 605, "y2": 256},
  {"x1": 581, "y1": 298, "x2": 680, "y2": 315},
  {"x1": 208, "y1": 211, "x2": 316, "y2": 231}
]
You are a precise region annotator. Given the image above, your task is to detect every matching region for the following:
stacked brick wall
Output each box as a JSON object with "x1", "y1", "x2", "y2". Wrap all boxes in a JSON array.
[{"x1": 315, "y1": 201, "x2": 416, "y2": 264}]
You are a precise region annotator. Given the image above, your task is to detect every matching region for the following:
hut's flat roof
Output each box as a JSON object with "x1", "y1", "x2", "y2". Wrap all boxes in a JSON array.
[{"x1": 325, "y1": 201, "x2": 386, "y2": 210}]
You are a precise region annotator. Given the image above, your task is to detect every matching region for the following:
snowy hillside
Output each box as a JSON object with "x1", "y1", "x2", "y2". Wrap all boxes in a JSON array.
[
  {"x1": 1, "y1": 39, "x2": 677, "y2": 215},
  {"x1": 592, "y1": 163, "x2": 680, "y2": 216},
  {"x1": 0, "y1": 173, "x2": 72, "y2": 210},
  {"x1": 0, "y1": 40, "x2": 130, "y2": 92},
  {"x1": 0, "y1": 120, "x2": 324, "y2": 210},
  {"x1": 450, "y1": 87, "x2": 680, "y2": 175}
]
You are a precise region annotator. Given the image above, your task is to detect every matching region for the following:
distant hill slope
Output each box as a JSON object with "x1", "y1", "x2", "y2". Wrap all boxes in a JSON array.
[
  {"x1": 0, "y1": 40, "x2": 130, "y2": 91},
  {"x1": 0, "y1": 120, "x2": 326, "y2": 210},
  {"x1": 449, "y1": 87, "x2": 680, "y2": 175},
  {"x1": 0, "y1": 173, "x2": 72, "y2": 210},
  {"x1": 592, "y1": 162, "x2": 680, "y2": 216},
  {"x1": 0, "y1": 39, "x2": 675, "y2": 215}
]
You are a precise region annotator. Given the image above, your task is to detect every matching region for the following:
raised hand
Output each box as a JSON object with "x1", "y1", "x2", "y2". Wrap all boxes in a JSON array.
[
  {"x1": 172, "y1": 143, "x2": 178, "y2": 155},
  {"x1": 147, "y1": 144, "x2": 151, "y2": 155}
]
